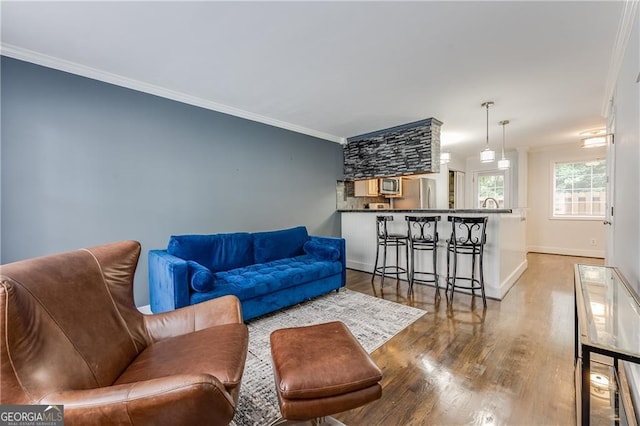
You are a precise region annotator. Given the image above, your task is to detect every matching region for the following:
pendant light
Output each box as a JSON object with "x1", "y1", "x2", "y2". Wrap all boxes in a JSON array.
[
  {"x1": 480, "y1": 101, "x2": 495, "y2": 163},
  {"x1": 580, "y1": 129, "x2": 609, "y2": 148},
  {"x1": 498, "y1": 120, "x2": 511, "y2": 169}
]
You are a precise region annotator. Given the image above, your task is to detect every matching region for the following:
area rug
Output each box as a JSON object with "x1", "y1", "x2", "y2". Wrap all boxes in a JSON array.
[{"x1": 230, "y1": 289, "x2": 426, "y2": 426}]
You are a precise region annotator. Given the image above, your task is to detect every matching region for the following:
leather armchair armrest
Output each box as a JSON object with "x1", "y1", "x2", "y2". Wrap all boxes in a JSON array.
[
  {"x1": 40, "y1": 374, "x2": 235, "y2": 426},
  {"x1": 143, "y1": 295, "x2": 244, "y2": 343}
]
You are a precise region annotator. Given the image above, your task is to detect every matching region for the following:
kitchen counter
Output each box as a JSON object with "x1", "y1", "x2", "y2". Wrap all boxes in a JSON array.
[
  {"x1": 339, "y1": 208, "x2": 513, "y2": 213},
  {"x1": 341, "y1": 209, "x2": 527, "y2": 300}
]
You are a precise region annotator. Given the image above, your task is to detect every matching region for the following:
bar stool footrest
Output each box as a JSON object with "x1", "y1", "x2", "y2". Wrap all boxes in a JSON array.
[
  {"x1": 374, "y1": 266, "x2": 407, "y2": 275},
  {"x1": 411, "y1": 271, "x2": 438, "y2": 284},
  {"x1": 446, "y1": 277, "x2": 482, "y2": 290}
]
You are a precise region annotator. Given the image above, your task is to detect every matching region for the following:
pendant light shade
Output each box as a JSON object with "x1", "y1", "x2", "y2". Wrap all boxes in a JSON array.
[
  {"x1": 480, "y1": 147, "x2": 495, "y2": 163},
  {"x1": 497, "y1": 158, "x2": 510, "y2": 169},
  {"x1": 498, "y1": 120, "x2": 511, "y2": 169},
  {"x1": 480, "y1": 101, "x2": 495, "y2": 163}
]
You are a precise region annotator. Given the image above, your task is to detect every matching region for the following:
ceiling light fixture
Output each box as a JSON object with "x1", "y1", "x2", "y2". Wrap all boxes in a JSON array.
[
  {"x1": 581, "y1": 136, "x2": 609, "y2": 148},
  {"x1": 498, "y1": 120, "x2": 510, "y2": 169},
  {"x1": 480, "y1": 101, "x2": 495, "y2": 163},
  {"x1": 440, "y1": 151, "x2": 451, "y2": 164},
  {"x1": 580, "y1": 128, "x2": 609, "y2": 148}
]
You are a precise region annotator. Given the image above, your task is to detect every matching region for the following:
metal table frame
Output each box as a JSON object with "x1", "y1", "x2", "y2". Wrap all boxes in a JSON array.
[{"x1": 574, "y1": 264, "x2": 640, "y2": 425}]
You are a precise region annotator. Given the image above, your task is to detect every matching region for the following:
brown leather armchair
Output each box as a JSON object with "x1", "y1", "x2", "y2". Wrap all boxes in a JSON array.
[{"x1": 0, "y1": 240, "x2": 249, "y2": 426}]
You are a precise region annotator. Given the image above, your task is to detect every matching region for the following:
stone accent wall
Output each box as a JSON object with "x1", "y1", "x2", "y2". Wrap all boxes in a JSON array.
[{"x1": 343, "y1": 118, "x2": 442, "y2": 180}]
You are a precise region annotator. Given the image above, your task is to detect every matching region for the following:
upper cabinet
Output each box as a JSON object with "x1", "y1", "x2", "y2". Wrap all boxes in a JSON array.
[
  {"x1": 354, "y1": 179, "x2": 379, "y2": 197},
  {"x1": 343, "y1": 118, "x2": 442, "y2": 180}
]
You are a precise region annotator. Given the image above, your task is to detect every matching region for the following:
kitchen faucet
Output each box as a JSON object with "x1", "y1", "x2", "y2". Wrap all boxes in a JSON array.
[{"x1": 482, "y1": 197, "x2": 499, "y2": 208}]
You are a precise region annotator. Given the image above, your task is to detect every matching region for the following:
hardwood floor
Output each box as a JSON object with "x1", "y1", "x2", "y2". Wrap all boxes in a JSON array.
[{"x1": 335, "y1": 253, "x2": 604, "y2": 426}]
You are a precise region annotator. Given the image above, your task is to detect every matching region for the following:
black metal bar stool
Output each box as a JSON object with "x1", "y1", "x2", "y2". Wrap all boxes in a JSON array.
[
  {"x1": 371, "y1": 215, "x2": 409, "y2": 291},
  {"x1": 405, "y1": 216, "x2": 441, "y2": 297},
  {"x1": 446, "y1": 216, "x2": 488, "y2": 306}
]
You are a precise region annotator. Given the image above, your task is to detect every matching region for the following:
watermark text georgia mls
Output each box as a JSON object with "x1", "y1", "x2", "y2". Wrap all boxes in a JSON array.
[{"x1": 0, "y1": 404, "x2": 63, "y2": 426}]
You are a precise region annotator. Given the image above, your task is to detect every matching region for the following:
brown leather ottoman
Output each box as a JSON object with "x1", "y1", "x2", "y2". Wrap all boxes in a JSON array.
[{"x1": 269, "y1": 321, "x2": 383, "y2": 424}]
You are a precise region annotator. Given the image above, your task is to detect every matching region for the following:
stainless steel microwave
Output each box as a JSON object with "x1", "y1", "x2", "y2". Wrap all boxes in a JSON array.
[{"x1": 379, "y1": 177, "x2": 402, "y2": 195}]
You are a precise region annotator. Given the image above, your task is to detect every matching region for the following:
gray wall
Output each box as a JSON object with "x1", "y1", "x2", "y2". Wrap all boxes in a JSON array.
[{"x1": 1, "y1": 57, "x2": 344, "y2": 306}]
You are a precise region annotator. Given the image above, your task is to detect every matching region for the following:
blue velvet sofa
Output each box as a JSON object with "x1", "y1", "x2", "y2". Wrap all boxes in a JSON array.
[{"x1": 148, "y1": 226, "x2": 346, "y2": 321}]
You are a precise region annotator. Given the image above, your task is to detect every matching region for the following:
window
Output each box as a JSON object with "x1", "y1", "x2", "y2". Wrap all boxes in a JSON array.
[
  {"x1": 476, "y1": 170, "x2": 508, "y2": 208},
  {"x1": 553, "y1": 159, "x2": 606, "y2": 218}
]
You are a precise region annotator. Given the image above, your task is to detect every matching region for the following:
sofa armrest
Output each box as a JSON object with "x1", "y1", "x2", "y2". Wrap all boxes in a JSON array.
[
  {"x1": 309, "y1": 235, "x2": 347, "y2": 287},
  {"x1": 143, "y1": 295, "x2": 244, "y2": 343},
  {"x1": 148, "y1": 250, "x2": 189, "y2": 313},
  {"x1": 41, "y1": 373, "x2": 235, "y2": 426}
]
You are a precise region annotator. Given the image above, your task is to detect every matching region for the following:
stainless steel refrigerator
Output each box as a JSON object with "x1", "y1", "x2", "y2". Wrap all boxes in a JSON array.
[{"x1": 393, "y1": 177, "x2": 437, "y2": 209}]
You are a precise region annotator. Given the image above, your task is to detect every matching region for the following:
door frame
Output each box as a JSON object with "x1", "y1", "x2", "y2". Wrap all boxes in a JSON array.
[{"x1": 605, "y1": 108, "x2": 616, "y2": 265}]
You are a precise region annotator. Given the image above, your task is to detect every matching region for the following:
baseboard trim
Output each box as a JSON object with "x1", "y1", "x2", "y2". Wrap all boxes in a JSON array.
[
  {"x1": 346, "y1": 260, "x2": 373, "y2": 272},
  {"x1": 499, "y1": 259, "x2": 528, "y2": 298},
  {"x1": 527, "y1": 246, "x2": 605, "y2": 259}
]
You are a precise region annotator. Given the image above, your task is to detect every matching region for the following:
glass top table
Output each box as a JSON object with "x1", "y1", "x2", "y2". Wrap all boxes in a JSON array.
[
  {"x1": 574, "y1": 264, "x2": 640, "y2": 425},
  {"x1": 578, "y1": 264, "x2": 640, "y2": 358}
]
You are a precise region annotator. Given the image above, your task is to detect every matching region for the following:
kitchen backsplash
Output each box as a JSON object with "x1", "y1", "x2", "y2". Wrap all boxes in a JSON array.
[{"x1": 336, "y1": 181, "x2": 387, "y2": 210}]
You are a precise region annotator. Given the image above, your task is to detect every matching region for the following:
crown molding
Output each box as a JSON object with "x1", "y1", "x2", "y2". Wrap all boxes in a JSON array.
[
  {"x1": 602, "y1": 0, "x2": 639, "y2": 117},
  {"x1": 0, "y1": 43, "x2": 344, "y2": 144}
]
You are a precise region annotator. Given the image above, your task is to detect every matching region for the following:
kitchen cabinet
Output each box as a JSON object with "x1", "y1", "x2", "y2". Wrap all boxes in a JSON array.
[{"x1": 354, "y1": 179, "x2": 379, "y2": 197}]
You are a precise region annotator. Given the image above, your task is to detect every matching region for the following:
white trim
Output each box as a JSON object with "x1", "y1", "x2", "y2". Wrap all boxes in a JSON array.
[
  {"x1": 550, "y1": 158, "x2": 607, "y2": 219},
  {"x1": 499, "y1": 259, "x2": 528, "y2": 299},
  {"x1": 548, "y1": 216, "x2": 605, "y2": 222},
  {"x1": 346, "y1": 260, "x2": 374, "y2": 272},
  {"x1": 602, "y1": 0, "x2": 639, "y2": 117},
  {"x1": 605, "y1": 93, "x2": 617, "y2": 265},
  {"x1": 0, "y1": 43, "x2": 346, "y2": 144},
  {"x1": 527, "y1": 245, "x2": 605, "y2": 259}
]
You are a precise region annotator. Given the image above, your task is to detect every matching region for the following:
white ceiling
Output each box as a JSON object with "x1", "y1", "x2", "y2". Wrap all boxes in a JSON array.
[{"x1": 0, "y1": 1, "x2": 626, "y2": 157}]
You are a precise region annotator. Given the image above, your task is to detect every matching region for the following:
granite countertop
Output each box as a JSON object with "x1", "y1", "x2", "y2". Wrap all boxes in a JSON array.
[{"x1": 338, "y1": 208, "x2": 513, "y2": 213}]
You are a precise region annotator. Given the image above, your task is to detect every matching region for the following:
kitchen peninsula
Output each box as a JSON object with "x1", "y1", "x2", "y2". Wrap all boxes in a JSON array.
[{"x1": 340, "y1": 208, "x2": 527, "y2": 300}]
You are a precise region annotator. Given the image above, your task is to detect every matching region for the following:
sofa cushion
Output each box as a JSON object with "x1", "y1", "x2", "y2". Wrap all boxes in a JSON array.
[
  {"x1": 192, "y1": 255, "x2": 342, "y2": 302},
  {"x1": 187, "y1": 261, "x2": 216, "y2": 293},
  {"x1": 253, "y1": 226, "x2": 308, "y2": 264},
  {"x1": 303, "y1": 240, "x2": 340, "y2": 261},
  {"x1": 168, "y1": 233, "x2": 253, "y2": 273}
]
